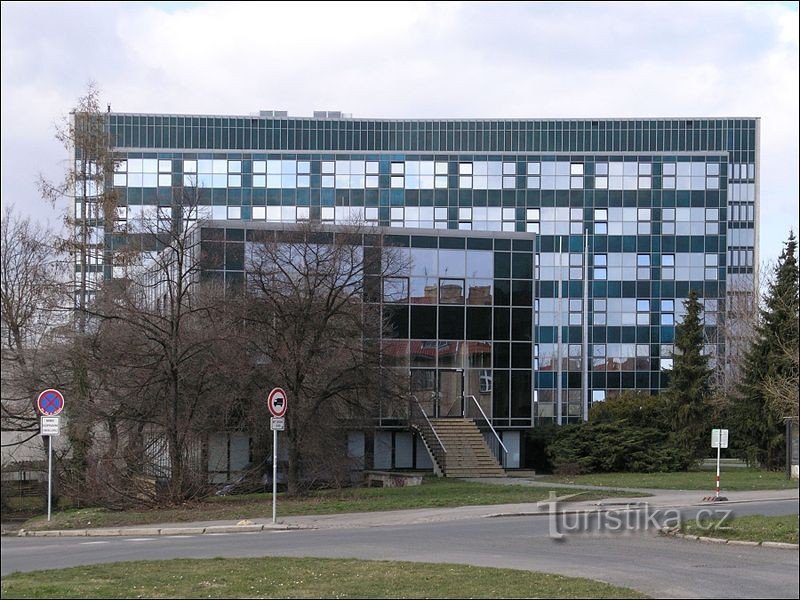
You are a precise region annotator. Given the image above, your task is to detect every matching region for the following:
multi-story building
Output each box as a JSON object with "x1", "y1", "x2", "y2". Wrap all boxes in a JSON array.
[{"x1": 77, "y1": 112, "x2": 759, "y2": 471}]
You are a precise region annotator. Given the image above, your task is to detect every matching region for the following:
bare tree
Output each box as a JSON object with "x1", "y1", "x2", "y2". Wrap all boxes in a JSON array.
[
  {"x1": 709, "y1": 266, "x2": 767, "y2": 415},
  {"x1": 36, "y1": 84, "x2": 121, "y2": 496},
  {"x1": 79, "y1": 187, "x2": 245, "y2": 505},
  {"x1": 1, "y1": 206, "x2": 69, "y2": 456},
  {"x1": 243, "y1": 223, "x2": 407, "y2": 494},
  {"x1": 39, "y1": 83, "x2": 120, "y2": 330},
  {"x1": 763, "y1": 337, "x2": 799, "y2": 419}
]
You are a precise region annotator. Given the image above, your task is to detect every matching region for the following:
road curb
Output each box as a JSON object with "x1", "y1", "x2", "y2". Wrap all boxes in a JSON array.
[
  {"x1": 17, "y1": 523, "x2": 307, "y2": 538},
  {"x1": 658, "y1": 526, "x2": 799, "y2": 549}
]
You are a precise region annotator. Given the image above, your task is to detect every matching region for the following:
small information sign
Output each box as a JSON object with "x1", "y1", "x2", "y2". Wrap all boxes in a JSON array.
[{"x1": 40, "y1": 416, "x2": 60, "y2": 436}]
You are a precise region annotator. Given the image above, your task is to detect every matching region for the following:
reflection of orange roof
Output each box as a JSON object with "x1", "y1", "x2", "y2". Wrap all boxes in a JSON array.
[
  {"x1": 382, "y1": 340, "x2": 491, "y2": 358},
  {"x1": 590, "y1": 358, "x2": 636, "y2": 372}
]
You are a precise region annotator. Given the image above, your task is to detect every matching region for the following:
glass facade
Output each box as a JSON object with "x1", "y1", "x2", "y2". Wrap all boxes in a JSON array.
[
  {"x1": 79, "y1": 113, "x2": 759, "y2": 430},
  {"x1": 196, "y1": 225, "x2": 535, "y2": 430}
]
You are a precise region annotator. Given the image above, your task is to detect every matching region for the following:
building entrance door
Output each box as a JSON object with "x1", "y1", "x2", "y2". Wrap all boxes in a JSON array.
[
  {"x1": 436, "y1": 369, "x2": 464, "y2": 417},
  {"x1": 410, "y1": 368, "x2": 465, "y2": 418}
]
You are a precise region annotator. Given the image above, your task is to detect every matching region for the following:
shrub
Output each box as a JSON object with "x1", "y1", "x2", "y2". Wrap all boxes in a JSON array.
[
  {"x1": 547, "y1": 421, "x2": 692, "y2": 474},
  {"x1": 524, "y1": 424, "x2": 560, "y2": 473},
  {"x1": 589, "y1": 391, "x2": 667, "y2": 429}
]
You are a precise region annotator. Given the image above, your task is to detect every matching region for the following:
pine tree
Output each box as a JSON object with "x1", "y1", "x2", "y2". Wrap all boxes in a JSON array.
[
  {"x1": 666, "y1": 289, "x2": 713, "y2": 461},
  {"x1": 733, "y1": 232, "x2": 799, "y2": 468}
]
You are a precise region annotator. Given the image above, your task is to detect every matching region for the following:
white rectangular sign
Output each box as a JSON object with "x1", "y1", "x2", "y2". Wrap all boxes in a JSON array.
[
  {"x1": 40, "y1": 416, "x2": 60, "y2": 436},
  {"x1": 711, "y1": 428, "x2": 729, "y2": 449},
  {"x1": 270, "y1": 417, "x2": 285, "y2": 431}
]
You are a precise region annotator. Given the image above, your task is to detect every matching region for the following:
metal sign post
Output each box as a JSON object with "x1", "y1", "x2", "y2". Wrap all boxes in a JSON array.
[
  {"x1": 711, "y1": 428, "x2": 729, "y2": 501},
  {"x1": 41, "y1": 417, "x2": 61, "y2": 520},
  {"x1": 37, "y1": 389, "x2": 65, "y2": 523},
  {"x1": 48, "y1": 434, "x2": 52, "y2": 521},
  {"x1": 272, "y1": 425, "x2": 278, "y2": 524},
  {"x1": 268, "y1": 388, "x2": 288, "y2": 524}
]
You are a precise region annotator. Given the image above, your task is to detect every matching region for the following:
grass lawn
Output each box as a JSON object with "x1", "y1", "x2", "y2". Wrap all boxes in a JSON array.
[
  {"x1": 0, "y1": 557, "x2": 647, "y2": 599},
  {"x1": 19, "y1": 479, "x2": 643, "y2": 531},
  {"x1": 537, "y1": 469, "x2": 798, "y2": 491},
  {"x1": 681, "y1": 514, "x2": 799, "y2": 544}
]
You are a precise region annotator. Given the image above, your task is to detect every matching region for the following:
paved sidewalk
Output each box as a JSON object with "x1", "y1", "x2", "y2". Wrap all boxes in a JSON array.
[{"x1": 12, "y1": 484, "x2": 797, "y2": 538}]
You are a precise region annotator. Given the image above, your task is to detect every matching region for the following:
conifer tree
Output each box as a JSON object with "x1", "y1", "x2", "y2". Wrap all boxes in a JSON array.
[
  {"x1": 666, "y1": 289, "x2": 713, "y2": 461},
  {"x1": 733, "y1": 232, "x2": 799, "y2": 468}
]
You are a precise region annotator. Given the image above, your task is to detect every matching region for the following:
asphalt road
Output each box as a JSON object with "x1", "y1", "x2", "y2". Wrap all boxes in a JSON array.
[{"x1": 2, "y1": 499, "x2": 797, "y2": 598}]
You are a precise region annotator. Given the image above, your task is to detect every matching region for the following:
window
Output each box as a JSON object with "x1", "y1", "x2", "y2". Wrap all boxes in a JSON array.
[
  {"x1": 479, "y1": 369, "x2": 492, "y2": 393},
  {"x1": 383, "y1": 278, "x2": 409, "y2": 302},
  {"x1": 471, "y1": 161, "x2": 504, "y2": 190},
  {"x1": 636, "y1": 299, "x2": 650, "y2": 325},
  {"x1": 439, "y1": 279, "x2": 465, "y2": 304},
  {"x1": 404, "y1": 161, "x2": 436, "y2": 189},
  {"x1": 253, "y1": 159, "x2": 303, "y2": 188}
]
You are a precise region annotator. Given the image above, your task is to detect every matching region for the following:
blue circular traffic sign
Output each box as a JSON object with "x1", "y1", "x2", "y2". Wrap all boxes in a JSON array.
[{"x1": 37, "y1": 389, "x2": 65, "y2": 416}]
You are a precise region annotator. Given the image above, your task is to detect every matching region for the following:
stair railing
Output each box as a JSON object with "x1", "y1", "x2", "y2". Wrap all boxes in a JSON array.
[
  {"x1": 465, "y1": 394, "x2": 508, "y2": 455},
  {"x1": 409, "y1": 394, "x2": 447, "y2": 474}
]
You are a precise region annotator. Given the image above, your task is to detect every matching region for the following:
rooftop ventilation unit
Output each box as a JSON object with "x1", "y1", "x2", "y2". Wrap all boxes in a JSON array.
[{"x1": 312, "y1": 111, "x2": 352, "y2": 119}]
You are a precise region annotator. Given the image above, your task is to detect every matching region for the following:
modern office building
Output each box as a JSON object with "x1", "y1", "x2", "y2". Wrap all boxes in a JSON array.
[{"x1": 77, "y1": 112, "x2": 759, "y2": 470}]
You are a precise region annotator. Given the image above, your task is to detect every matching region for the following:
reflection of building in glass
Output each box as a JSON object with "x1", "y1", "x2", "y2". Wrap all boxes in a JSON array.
[{"x1": 80, "y1": 112, "x2": 759, "y2": 470}]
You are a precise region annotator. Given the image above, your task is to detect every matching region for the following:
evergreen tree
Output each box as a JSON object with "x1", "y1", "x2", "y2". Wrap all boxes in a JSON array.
[
  {"x1": 666, "y1": 289, "x2": 713, "y2": 461},
  {"x1": 733, "y1": 232, "x2": 799, "y2": 468}
]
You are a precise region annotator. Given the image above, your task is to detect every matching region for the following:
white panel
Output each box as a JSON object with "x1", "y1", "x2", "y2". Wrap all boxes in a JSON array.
[
  {"x1": 501, "y1": 431, "x2": 520, "y2": 468},
  {"x1": 229, "y1": 433, "x2": 250, "y2": 471},
  {"x1": 207, "y1": 433, "x2": 228, "y2": 473},
  {"x1": 395, "y1": 432, "x2": 414, "y2": 469},
  {"x1": 347, "y1": 431, "x2": 365, "y2": 471},
  {"x1": 347, "y1": 431, "x2": 365, "y2": 459},
  {"x1": 374, "y1": 432, "x2": 392, "y2": 470}
]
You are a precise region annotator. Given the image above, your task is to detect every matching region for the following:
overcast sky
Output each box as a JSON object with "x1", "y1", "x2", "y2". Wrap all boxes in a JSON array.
[{"x1": 2, "y1": 1, "x2": 797, "y2": 263}]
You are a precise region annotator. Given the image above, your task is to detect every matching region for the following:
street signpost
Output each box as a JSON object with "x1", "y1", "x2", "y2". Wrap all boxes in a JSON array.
[
  {"x1": 268, "y1": 388, "x2": 288, "y2": 523},
  {"x1": 37, "y1": 389, "x2": 64, "y2": 416},
  {"x1": 40, "y1": 416, "x2": 60, "y2": 436},
  {"x1": 711, "y1": 428, "x2": 729, "y2": 501},
  {"x1": 37, "y1": 389, "x2": 65, "y2": 521},
  {"x1": 268, "y1": 388, "x2": 287, "y2": 418}
]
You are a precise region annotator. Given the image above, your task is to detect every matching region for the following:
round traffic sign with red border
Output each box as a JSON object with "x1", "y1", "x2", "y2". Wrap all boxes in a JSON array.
[
  {"x1": 268, "y1": 387, "x2": 288, "y2": 418},
  {"x1": 37, "y1": 389, "x2": 65, "y2": 416}
]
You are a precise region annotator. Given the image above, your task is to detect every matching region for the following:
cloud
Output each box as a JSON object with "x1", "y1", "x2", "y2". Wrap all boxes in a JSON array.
[{"x1": 2, "y1": 1, "x2": 797, "y2": 259}]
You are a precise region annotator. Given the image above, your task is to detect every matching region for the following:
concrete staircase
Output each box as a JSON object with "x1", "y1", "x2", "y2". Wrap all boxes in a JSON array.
[{"x1": 420, "y1": 418, "x2": 505, "y2": 478}]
